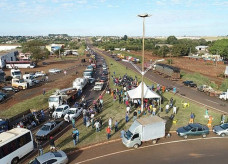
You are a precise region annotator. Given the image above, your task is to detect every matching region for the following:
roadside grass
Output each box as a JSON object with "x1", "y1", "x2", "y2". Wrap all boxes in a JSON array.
[
  {"x1": 220, "y1": 79, "x2": 228, "y2": 92},
  {"x1": 53, "y1": 49, "x2": 223, "y2": 153},
  {"x1": 0, "y1": 89, "x2": 56, "y2": 118},
  {"x1": 181, "y1": 72, "x2": 218, "y2": 89}
]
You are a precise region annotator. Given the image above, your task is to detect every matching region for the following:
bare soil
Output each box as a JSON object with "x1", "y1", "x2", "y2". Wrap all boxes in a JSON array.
[
  {"x1": 131, "y1": 51, "x2": 226, "y2": 85},
  {"x1": 0, "y1": 55, "x2": 90, "y2": 110}
]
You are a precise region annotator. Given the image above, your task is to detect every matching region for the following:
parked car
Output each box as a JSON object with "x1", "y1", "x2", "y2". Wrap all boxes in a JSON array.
[
  {"x1": 0, "y1": 95, "x2": 4, "y2": 102},
  {"x1": 49, "y1": 68, "x2": 61, "y2": 74},
  {"x1": 213, "y1": 123, "x2": 228, "y2": 137},
  {"x1": 0, "y1": 92, "x2": 7, "y2": 99},
  {"x1": 183, "y1": 80, "x2": 197, "y2": 87},
  {"x1": 100, "y1": 76, "x2": 107, "y2": 82},
  {"x1": 29, "y1": 150, "x2": 68, "y2": 164},
  {"x1": 88, "y1": 77, "x2": 95, "y2": 84},
  {"x1": 52, "y1": 104, "x2": 70, "y2": 118},
  {"x1": 34, "y1": 71, "x2": 46, "y2": 77},
  {"x1": 1, "y1": 86, "x2": 18, "y2": 93},
  {"x1": 102, "y1": 70, "x2": 108, "y2": 75},
  {"x1": 176, "y1": 123, "x2": 209, "y2": 139},
  {"x1": 64, "y1": 107, "x2": 83, "y2": 122}
]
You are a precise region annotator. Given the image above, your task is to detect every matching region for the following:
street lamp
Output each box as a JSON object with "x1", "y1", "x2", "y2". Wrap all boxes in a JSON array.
[{"x1": 138, "y1": 13, "x2": 151, "y2": 112}]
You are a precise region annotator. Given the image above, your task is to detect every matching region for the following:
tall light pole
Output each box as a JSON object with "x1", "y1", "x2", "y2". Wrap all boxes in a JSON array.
[{"x1": 138, "y1": 13, "x2": 151, "y2": 112}]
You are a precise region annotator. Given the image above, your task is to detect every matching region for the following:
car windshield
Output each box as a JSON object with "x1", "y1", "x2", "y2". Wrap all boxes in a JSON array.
[
  {"x1": 68, "y1": 110, "x2": 75, "y2": 114},
  {"x1": 12, "y1": 71, "x2": 21, "y2": 75},
  {"x1": 84, "y1": 72, "x2": 91, "y2": 76},
  {"x1": 49, "y1": 97, "x2": 59, "y2": 102},
  {"x1": 220, "y1": 124, "x2": 228, "y2": 129},
  {"x1": 124, "y1": 130, "x2": 133, "y2": 140},
  {"x1": 19, "y1": 79, "x2": 25, "y2": 83},
  {"x1": 41, "y1": 125, "x2": 50, "y2": 131},
  {"x1": 56, "y1": 108, "x2": 63, "y2": 112},
  {"x1": 29, "y1": 158, "x2": 41, "y2": 164},
  {"x1": 183, "y1": 125, "x2": 192, "y2": 131},
  {"x1": 53, "y1": 152, "x2": 62, "y2": 157}
]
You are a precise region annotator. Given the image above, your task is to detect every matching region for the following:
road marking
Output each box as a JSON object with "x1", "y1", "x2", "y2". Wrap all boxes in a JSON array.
[
  {"x1": 205, "y1": 99, "x2": 219, "y2": 104},
  {"x1": 74, "y1": 137, "x2": 228, "y2": 164}
]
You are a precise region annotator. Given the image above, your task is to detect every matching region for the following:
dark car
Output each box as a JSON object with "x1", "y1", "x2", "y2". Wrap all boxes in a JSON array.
[
  {"x1": 183, "y1": 80, "x2": 197, "y2": 87},
  {"x1": 100, "y1": 76, "x2": 107, "y2": 82},
  {"x1": 102, "y1": 70, "x2": 108, "y2": 75},
  {"x1": 0, "y1": 95, "x2": 4, "y2": 102},
  {"x1": 0, "y1": 92, "x2": 7, "y2": 98},
  {"x1": 1, "y1": 86, "x2": 19, "y2": 93},
  {"x1": 176, "y1": 123, "x2": 209, "y2": 139}
]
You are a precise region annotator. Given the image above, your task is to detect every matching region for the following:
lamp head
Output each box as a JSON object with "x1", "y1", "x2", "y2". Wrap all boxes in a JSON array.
[{"x1": 138, "y1": 13, "x2": 151, "y2": 18}]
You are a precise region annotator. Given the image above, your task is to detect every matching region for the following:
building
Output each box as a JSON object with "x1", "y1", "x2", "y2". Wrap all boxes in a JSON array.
[
  {"x1": 45, "y1": 44, "x2": 64, "y2": 53},
  {"x1": 0, "y1": 50, "x2": 18, "y2": 68},
  {"x1": 195, "y1": 46, "x2": 208, "y2": 51}
]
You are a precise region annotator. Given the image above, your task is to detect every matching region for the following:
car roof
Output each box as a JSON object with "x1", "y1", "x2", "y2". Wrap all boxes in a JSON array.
[
  {"x1": 36, "y1": 151, "x2": 64, "y2": 162},
  {"x1": 189, "y1": 123, "x2": 203, "y2": 128},
  {"x1": 58, "y1": 105, "x2": 69, "y2": 108}
]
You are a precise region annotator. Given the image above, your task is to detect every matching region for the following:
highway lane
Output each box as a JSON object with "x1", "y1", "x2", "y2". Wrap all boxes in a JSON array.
[
  {"x1": 93, "y1": 47, "x2": 228, "y2": 114},
  {"x1": 70, "y1": 136, "x2": 228, "y2": 164}
]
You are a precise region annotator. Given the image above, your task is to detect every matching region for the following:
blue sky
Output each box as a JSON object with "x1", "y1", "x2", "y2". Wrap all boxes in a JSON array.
[{"x1": 0, "y1": 0, "x2": 228, "y2": 36}]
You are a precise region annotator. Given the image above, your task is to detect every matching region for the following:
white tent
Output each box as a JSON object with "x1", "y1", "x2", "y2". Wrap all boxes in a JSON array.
[{"x1": 127, "y1": 82, "x2": 160, "y2": 99}]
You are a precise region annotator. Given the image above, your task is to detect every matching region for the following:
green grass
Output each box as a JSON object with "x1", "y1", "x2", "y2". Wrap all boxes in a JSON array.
[
  {"x1": 220, "y1": 79, "x2": 228, "y2": 92},
  {"x1": 53, "y1": 49, "x2": 223, "y2": 153},
  {"x1": 0, "y1": 89, "x2": 56, "y2": 118},
  {"x1": 181, "y1": 72, "x2": 218, "y2": 89}
]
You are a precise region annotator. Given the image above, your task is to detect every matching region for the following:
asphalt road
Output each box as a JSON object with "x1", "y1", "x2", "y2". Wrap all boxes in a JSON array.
[
  {"x1": 93, "y1": 47, "x2": 228, "y2": 114},
  {"x1": 70, "y1": 135, "x2": 228, "y2": 164}
]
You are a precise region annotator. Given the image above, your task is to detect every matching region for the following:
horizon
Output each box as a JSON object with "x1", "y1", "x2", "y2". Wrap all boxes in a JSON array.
[{"x1": 0, "y1": 0, "x2": 228, "y2": 36}]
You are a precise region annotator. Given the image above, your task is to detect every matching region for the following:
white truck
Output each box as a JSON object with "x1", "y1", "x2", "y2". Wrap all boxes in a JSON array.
[
  {"x1": 10, "y1": 69, "x2": 22, "y2": 79},
  {"x1": 48, "y1": 88, "x2": 77, "y2": 109},
  {"x1": 11, "y1": 78, "x2": 28, "y2": 90},
  {"x1": 73, "y1": 77, "x2": 88, "y2": 91},
  {"x1": 93, "y1": 82, "x2": 104, "y2": 91},
  {"x1": 219, "y1": 90, "x2": 228, "y2": 101},
  {"x1": 23, "y1": 74, "x2": 35, "y2": 87},
  {"x1": 122, "y1": 116, "x2": 166, "y2": 148}
]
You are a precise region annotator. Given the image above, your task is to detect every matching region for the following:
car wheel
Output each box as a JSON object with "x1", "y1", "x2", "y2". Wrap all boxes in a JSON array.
[
  {"x1": 133, "y1": 144, "x2": 139, "y2": 149},
  {"x1": 202, "y1": 134, "x2": 207, "y2": 138},
  {"x1": 220, "y1": 133, "x2": 226, "y2": 137},
  {"x1": 11, "y1": 157, "x2": 19, "y2": 164},
  {"x1": 184, "y1": 135, "x2": 187, "y2": 139},
  {"x1": 152, "y1": 140, "x2": 157, "y2": 144}
]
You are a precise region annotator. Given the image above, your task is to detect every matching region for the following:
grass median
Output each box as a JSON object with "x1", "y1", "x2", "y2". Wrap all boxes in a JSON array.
[{"x1": 52, "y1": 49, "x2": 223, "y2": 153}]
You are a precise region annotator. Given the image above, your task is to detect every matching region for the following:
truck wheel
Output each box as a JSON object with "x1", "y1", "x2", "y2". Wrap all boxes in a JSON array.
[
  {"x1": 152, "y1": 140, "x2": 157, "y2": 144},
  {"x1": 11, "y1": 157, "x2": 19, "y2": 164},
  {"x1": 202, "y1": 134, "x2": 207, "y2": 138},
  {"x1": 133, "y1": 144, "x2": 139, "y2": 149},
  {"x1": 220, "y1": 133, "x2": 226, "y2": 137},
  {"x1": 184, "y1": 135, "x2": 188, "y2": 139},
  {"x1": 18, "y1": 86, "x2": 23, "y2": 90}
]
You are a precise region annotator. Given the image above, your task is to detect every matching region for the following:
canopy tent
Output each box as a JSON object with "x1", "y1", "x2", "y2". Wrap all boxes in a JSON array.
[{"x1": 127, "y1": 82, "x2": 160, "y2": 99}]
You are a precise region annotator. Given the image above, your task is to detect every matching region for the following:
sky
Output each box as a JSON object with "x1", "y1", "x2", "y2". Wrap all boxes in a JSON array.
[{"x1": 0, "y1": 0, "x2": 228, "y2": 36}]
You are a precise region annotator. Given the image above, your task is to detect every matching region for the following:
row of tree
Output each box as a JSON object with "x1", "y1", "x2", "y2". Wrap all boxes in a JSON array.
[{"x1": 93, "y1": 36, "x2": 228, "y2": 59}]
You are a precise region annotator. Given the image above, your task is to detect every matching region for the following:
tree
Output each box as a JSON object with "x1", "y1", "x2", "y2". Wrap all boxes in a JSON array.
[
  {"x1": 158, "y1": 46, "x2": 170, "y2": 57},
  {"x1": 122, "y1": 35, "x2": 128, "y2": 41},
  {"x1": 167, "y1": 36, "x2": 178, "y2": 44},
  {"x1": 209, "y1": 39, "x2": 228, "y2": 58},
  {"x1": 21, "y1": 40, "x2": 49, "y2": 62}
]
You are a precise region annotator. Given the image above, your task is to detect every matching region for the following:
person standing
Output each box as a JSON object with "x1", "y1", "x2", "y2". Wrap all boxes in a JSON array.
[
  {"x1": 189, "y1": 112, "x2": 194, "y2": 124},
  {"x1": 43, "y1": 88, "x2": 46, "y2": 95},
  {"x1": 120, "y1": 129, "x2": 125, "y2": 138},
  {"x1": 205, "y1": 109, "x2": 209, "y2": 118},
  {"x1": 49, "y1": 136, "x2": 55, "y2": 151},
  {"x1": 221, "y1": 114, "x2": 226, "y2": 124},
  {"x1": 72, "y1": 118, "x2": 75, "y2": 128},
  {"x1": 37, "y1": 141, "x2": 43, "y2": 156},
  {"x1": 72, "y1": 128, "x2": 77, "y2": 146},
  {"x1": 173, "y1": 106, "x2": 177, "y2": 115},
  {"x1": 165, "y1": 104, "x2": 169, "y2": 114},
  {"x1": 125, "y1": 113, "x2": 129, "y2": 123},
  {"x1": 133, "y1": 110, "x2": 137, "y2": 121},
  {"x1": 75, "y1": 128, "x2": 79, "y2": 144},
  {"x1": 94, "y1": 120, "x2": 100, "y2": 132},
  {"x1": 114, "y1": 120, "x2": 118, "y2": 132},
  {"x1": 108, "y1": 117, "x2": 112, "y2": 130},
  {"x1": 64, "y1": 70, "x2": 67, "y2": 76},
  {"x1": 106, "y1": 126, "x2": 111, "y2": 140}
]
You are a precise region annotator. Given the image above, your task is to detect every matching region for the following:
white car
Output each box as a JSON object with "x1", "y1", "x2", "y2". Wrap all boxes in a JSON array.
[
  {"x1": 52, "y1": 105, "x2": 70, "y2": 118},
  {"x1": 49, "y1": 68, "x2": 61, "y2": 74},
  {"x1": 93, "y1": 82, "x2": 104, "y2": 91},
  {"x1": 29, "y1": 150, "x2": 68, "y2": 164},
  {"x1": 64, "y1": 107, "x2": 83, "y2": 122},
  {"x1": 34, "y1": 71, "x2": 46, "y2": 77}
]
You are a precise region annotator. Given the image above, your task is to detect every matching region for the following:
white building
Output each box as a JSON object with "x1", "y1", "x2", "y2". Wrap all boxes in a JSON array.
[{"x1": 195, "y1": 46, "x2": 208, "y2": 51}]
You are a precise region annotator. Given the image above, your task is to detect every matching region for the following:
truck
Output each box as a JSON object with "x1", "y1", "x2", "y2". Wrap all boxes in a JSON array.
[
  {"x1": 197, "y1": 85, "x2": 213, "y2": 92},
  {"x1": 122, "y1": 116, "x2": 166, "y2": 148},
  {"x1": 93, "y1": 82, "x2": 104, "y2": 91},
  {"x1": 155, "y1": 63, "x2": 180, "y2": 80},
  {"x1": 219, "y1": 90, "x2": 228, "y2": 101},
  {"x1": 23, "y1": 74, "x2": 35, "y2": 87},
  {"x1": 11, "y1": 78, "x2": 28, "y2": 90},
  {"x1": 35, "y1": 120, "x2": 64, "y2": 140},
  {"x1": 10, "y1": 69, "x2": 22, "y2": 79},
  {"x1": 48, "y1": 88, "x2": 77, "y2": 109},
  {"x1": 73, "y1": 77, "x2": 88, "y2": 91}
]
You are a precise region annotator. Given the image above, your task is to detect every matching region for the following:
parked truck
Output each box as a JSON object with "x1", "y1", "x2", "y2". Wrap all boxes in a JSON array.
[
  {"x1": 48, "y1": 88, "x2": 77, "y2": 109},
  {"x1": 23, "y1": 74, "x2": 35, "y2": 87},
  {"x1": 219, "y1": 90, "x2": 228, "y2": 101},
  {"x1": 122, "y1": 116, "x2": 166, "y2": 148},
  {"x1": 11, "y1": 78, "x2": 28, "y2": 90},
  {"x1": 73, "y1": 77, "x2": 88, "y2": 91},
  {"x1": 35, "y1": 120, "x2": 64, "y2": 140},
  {"x1": 10, "y1": 69, "x2": 22, "y2": 79}
]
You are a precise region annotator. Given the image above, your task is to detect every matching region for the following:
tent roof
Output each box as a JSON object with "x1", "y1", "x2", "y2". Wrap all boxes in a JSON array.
[{"x1": 127, "y1": 82, "x2": 161, "y2": 99}]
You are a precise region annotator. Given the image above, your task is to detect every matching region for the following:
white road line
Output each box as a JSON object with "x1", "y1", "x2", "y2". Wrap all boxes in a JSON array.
[
  {"x1": 74, "y1": 137, "x2": 228, "y2": 164},
  {"x1": 205, "y1": 99, "x2": 219, "y2": 104}
]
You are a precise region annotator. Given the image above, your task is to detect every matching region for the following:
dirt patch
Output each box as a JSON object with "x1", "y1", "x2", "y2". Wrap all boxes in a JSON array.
[
  {"x1": 131, "y1": 50, "x2": 226, "y2": 85},
  {"x1": 0, "y1": 55, "x2": 89, "y2": 111}
]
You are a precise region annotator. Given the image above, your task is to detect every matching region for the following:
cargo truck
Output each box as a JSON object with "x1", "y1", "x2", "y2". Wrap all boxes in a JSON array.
[{"x1": 122, "y1": 116, "x2": 166, "y2": 148}]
